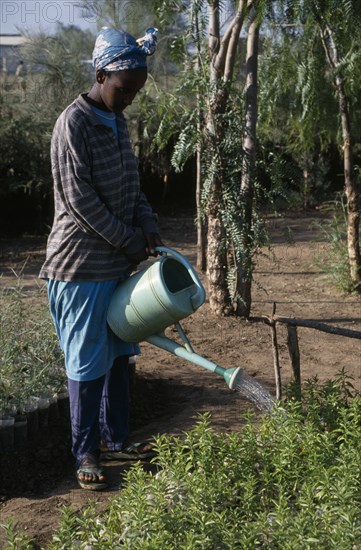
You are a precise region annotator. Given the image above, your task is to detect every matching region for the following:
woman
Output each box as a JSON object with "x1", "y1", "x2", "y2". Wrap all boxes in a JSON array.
[{"x1": 40, "y1": 27, "x2": 162, "y2": 490}]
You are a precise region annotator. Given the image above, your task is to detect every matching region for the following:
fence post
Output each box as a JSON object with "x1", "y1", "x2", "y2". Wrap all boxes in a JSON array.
[
  {"x1": 287, "y1": 325, "x2": 301, "y2": 400},
  {"x1": 270, "y1": 303, "x2": 282, "y2": 400}
]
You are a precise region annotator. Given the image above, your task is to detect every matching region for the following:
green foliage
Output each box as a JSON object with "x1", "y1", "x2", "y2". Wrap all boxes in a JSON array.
[
  {"x1": 0, "y1": 279, "x2": 65, "y2": 414},
  {"x1": 0, "y1": 24, "x2": 94, "y2": 227},
  {"x1": 150, "y1": 89, "x2": 199, "y2": 162},
  {"x1": 12, "y1": 374, "x2": 358, "y2": 549},
  {"x1": 258, "y1": 0, "x2": 361, "y2": 207},
  {"x1": 256, "y1": 147, "x2": 304, "y2": 210},
  {"x1": 0, "y1": 518, "x2": 35, "y2": 549},
  {"x1": 202, "y1": 97, "x2": 268, "y2": 299},
  {"x1": 0, "y1": 104, "x2": 51, "y2": 199},
  {"x1": 47, "y1": 503, "x2": 104, "y2": 549},
  {"x1": 78, "y1": 0, "x2": 156, "y2": 37},
  {"x1": 313, "y1": 197, "x2": 355, "y2": 293},
  {"x1": 20, "y1": 24, "x2": 94, "y2": 108}
]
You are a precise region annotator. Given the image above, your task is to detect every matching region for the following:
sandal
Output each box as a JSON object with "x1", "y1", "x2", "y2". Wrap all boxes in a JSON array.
[
  {"x1": 100, "y1": 439, "x2": 156, "y2": 461},
  {"x1": 76, "y1": 454, "x2": 108, "y2": 491}
]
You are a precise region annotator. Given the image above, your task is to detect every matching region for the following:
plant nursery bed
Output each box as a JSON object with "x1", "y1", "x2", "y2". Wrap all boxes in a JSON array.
[
  {"x1": 0, "y1": 211, "x2": 360, "y2": 548},
  {"x1": 0, "y1": 374, "x2": 187, "y2": 499}
]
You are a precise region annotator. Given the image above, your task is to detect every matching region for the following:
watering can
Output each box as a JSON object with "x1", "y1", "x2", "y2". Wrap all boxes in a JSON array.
[{"x1": 107, "y1": 246, "x2": 243, "y2": 390}]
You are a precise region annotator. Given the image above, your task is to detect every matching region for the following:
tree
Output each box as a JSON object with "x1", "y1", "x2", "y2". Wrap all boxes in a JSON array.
[
  {"x1": 257, "y1": 16, "x2": 336, "y2": 208},
  {"x1": 154, "y1": 0, "x2": 268, "y2": 317},
  {"x1": 311, "y1": 0, "x2": 361, "y2": 290},
  {"x1": 259, "y1": 0, "x2": 361, "y2": 291},
  {"x1": 236, "y1": 6, "x2": 260, "y2": 316},
  {"x1": 197, "y1": 0, "x2": 269, "y2": 317},
  {"x1": 20, "y1": 23, "x2": 94, "y2": 113}
]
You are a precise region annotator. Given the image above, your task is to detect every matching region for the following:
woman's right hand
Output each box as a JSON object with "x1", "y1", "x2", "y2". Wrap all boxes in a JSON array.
[{"x1": 123, "y1": 227, "x2": 148, "y2": 263}]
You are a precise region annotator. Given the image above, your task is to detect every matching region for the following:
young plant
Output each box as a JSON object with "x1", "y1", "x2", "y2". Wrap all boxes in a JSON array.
[
  {"x1": 43, "y1": 374, "x2": 361, "y2": 549},
  {"x1": 0, "y1": 518, "x2": 35, "y2": 549}
]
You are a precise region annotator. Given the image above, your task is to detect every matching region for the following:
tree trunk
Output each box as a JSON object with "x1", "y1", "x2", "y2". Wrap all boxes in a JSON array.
[
  {"x1": 318, "y1": 17, "x2": 361, "y2": 290},
  {"x1": 235, "y1": 11, "x2": 259, "y2": 317},
  {"x1": 205, "y1": 0, "x2": 229, "y2": 313},
  {"x1": 206, "y1": 197, "x2": 230, "y2": 314},
  {"x1": 205, "y1": 0, "x2": 256, "y2": 315},
  {"x1": 196, "y1": 143, "x2": 207, "y2": 271},
  {"x1": 303, "y1": 166, "x2": 311, "y2": 209},
  {"x1": 334, "y1": 61, "x2": 361, "y2": 289},
  {"x1": 195, "y1": 27, "x2": 207, "y2": 272}
]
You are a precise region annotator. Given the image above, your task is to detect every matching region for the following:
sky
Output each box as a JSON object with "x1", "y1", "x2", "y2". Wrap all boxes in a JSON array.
[
  {"x1": 1, "y1": 1, "x2": 238, "y2": 37},
  {"x1": 0, "y1": 1, "x2": 97, "y2": 35}
]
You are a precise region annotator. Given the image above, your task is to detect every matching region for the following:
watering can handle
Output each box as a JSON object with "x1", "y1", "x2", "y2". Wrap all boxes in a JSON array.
[{"x1": 155, "y1": 246, "x2": 206, "y2": 310}]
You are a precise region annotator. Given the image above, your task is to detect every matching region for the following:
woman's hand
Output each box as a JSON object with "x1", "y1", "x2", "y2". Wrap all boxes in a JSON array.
[
  {"x1": 144, "y1": 232, "x2": 163, "y2": 256},
  {"x1": 123, "y1": 227, "x2": 148, "y2": 263}
]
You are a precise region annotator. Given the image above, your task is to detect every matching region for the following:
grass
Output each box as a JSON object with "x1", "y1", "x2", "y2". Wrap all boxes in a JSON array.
[
  {"x1": 313, "y1": 198, "x2": 355, "y2": 293},
  {"x1": 2, "y1": 372, "x2": 360, "y2": 549},
  {"x1": 0, "y1": 278, "x2": 66, "y2": 415}
]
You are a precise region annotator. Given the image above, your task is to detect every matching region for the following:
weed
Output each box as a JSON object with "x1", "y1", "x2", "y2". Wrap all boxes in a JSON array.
[{"x1": 313, "y1": 198, "x2": 355, "y2": 293}]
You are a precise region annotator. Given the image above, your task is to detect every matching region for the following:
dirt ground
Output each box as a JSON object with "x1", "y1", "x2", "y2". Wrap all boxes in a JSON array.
[{"x1": 0, "y1": 211, "x2": 360, "y2": 548}]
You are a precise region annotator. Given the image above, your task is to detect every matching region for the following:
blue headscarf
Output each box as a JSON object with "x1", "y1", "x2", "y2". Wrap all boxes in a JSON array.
[{"x1": 92, "y1": 27, "x2": 158, "y2": 72}]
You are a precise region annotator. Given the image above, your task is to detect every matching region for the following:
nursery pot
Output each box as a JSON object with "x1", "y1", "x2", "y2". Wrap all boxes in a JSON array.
[
  {"x1": 56, "y1": 391, "x2": 69, "y2": 419},
  {"x1": 24, "y1": 399, "x2": 39, "y2": 440},
  {"x1": 24, "y1": 403, "x2": 39, "y2": 440},
  {"x1": 48, "y1": 395, "x2": 59, "y2": 423},
  {"x1": 36, "y1": 397, "x2": 50, "y2": 429},
  {"x1": 14, "y1": 414, "x2": 28, "y2": 449},
  {"x1": 0, "y1": 415, "x2": 15, "y2": 453}
]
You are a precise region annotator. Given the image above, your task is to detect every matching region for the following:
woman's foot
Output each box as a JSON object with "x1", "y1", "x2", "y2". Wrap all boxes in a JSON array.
[
  {"x1": 76, "y1": 453, "x2": 108, "y2": 490},
  {"x1": 100, "y1": 439, "x2": 156, "y2": 461}
]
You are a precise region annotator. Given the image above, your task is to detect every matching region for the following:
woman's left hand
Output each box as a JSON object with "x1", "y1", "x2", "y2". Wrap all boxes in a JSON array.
[{"x1": 144, "y1": 232, "x2": 164, "y2": 256}]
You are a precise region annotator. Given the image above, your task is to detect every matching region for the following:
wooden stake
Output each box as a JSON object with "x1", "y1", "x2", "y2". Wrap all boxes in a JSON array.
[
  {"x1": 287, "y1": 325, "x2": 301, "y2": 399},
  {"x1": 270, "y1": 303, "x2": 282, "y2": 400}
]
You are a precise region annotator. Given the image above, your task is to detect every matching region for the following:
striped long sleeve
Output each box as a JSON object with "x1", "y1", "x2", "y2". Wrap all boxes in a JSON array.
[{"x1": 39, "y1": 94, "x2": 158, "y2": 282}]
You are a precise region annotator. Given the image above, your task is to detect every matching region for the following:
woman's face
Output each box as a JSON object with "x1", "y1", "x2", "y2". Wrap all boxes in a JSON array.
[{"x1": 97, "y1": 67, "x2": 147, "y2": 114}]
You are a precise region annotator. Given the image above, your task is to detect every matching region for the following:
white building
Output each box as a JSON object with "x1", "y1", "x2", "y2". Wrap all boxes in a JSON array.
[{"x1": 0, "y1": 34, "x2": 28, "y2": 74}]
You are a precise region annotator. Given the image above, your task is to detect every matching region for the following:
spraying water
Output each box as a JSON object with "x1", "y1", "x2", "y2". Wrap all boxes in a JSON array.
[{"x1": 235, "y1": 370, "x2": 275, "y2": 412}]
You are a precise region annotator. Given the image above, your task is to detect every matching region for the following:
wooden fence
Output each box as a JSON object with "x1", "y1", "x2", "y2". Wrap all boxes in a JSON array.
[{"x1": 253, "y1": 303, "x2": 361, "y2": 400}]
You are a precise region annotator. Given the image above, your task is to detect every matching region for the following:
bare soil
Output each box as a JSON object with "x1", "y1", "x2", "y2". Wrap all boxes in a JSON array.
[{"x1": 0, "y1": 211, "x2": 360, "y2": 548}]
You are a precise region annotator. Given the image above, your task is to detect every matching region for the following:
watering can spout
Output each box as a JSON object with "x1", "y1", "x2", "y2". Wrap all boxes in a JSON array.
[
  {"x1": 145, "y1": 332, "x2": 243, "y2": 390},
  {"x1": 222, "y1": 367, "x2": 243, "y2": 390}
]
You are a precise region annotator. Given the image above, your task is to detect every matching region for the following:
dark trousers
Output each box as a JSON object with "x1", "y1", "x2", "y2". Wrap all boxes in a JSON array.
[{"x1": 68, "y1": 356, "x2": 130, "y2": 466}]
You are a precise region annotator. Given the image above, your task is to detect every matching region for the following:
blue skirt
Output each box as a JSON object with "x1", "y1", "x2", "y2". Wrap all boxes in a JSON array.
[{"x1": 48, "y1": 279, "x2": 140, "y2": 382}]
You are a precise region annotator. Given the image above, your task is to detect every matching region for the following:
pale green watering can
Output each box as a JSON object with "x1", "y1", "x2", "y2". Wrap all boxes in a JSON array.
[{"x1": 107, "y1": 247, "x2": 243, "y2": 390}]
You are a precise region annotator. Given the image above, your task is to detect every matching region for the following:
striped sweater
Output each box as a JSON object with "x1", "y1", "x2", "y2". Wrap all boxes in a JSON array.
[{"x1": 39, "y1": 93, "x2": 158, "y2": 282}]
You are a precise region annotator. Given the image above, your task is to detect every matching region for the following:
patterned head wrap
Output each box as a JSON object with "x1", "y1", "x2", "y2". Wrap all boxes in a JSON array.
[{"x1": 92, "y1": 27, "x2": 158, "y2": 72}]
